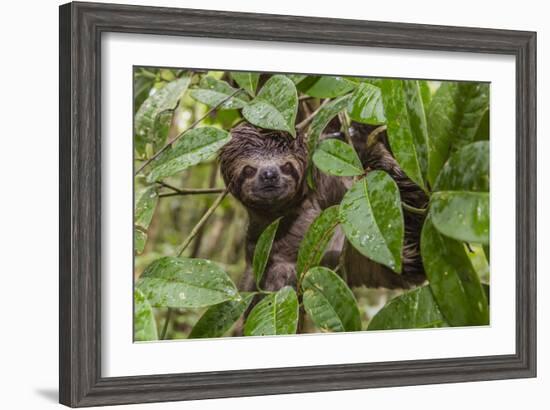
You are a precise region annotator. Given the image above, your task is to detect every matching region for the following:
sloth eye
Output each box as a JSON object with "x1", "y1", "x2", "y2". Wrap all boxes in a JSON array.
[
  {"x1": 281, "y1": 162, "x2": 295, "y2": 175},
  {"x1": 242, "y1": 165, "x2": 257, "y2": 178}
]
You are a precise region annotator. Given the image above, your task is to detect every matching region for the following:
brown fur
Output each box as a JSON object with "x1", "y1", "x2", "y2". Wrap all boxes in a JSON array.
[{"x1": 218, "y1": 121, "x2": 427, "y2": 292}]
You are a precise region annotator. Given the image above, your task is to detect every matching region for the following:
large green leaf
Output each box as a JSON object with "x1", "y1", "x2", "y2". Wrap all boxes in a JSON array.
[
  {"x1": 296, "y1": 206, "x2": 340, "y2": 279},
  {"x1": 347, "y1": 82, "x2": 386, "y2": 125},
  {"x1": 426, "y1": 82, "x2": 489, "y2": 186},
  {"x1": 377, "y1": 79, "x2": 429, "y2": 190},
  {"x1": 307, "y1": 94, "x2": 352, "y2": 155},
  {"x1": 431, "y1": 192, "x2": 489, "y2": 244},
  {"x1": 433, "y1": 141, "x2": 490, "y2": 192},
  {"x1": 146, "y1": 127, "x2": 230, "y2": 182},
  {"x1": 189, "y1": 293, "x2": 255, "y2": 339},
  {"x1": 135, "y1": 75, "x2": 191, "y2": 148},
  {"x1": 368, "y1": 286, "x2": 448, "y2": 330},
  {"x1": 421, "y1": 217, "x2": 489, "y2": 326},
  {"x1": 242, "y1": 75, "x2": 298, "y2": 136},
  {"x1": 340, "y1": 171, "x2": 404, "y2": 273},
  {"x1": 252, "y1": 218, "x2": 281, "y2": 288},
  {"x1": 431, "y1": 141, "x2": 489, "y2": 244},
  {"x1": 244, "y1": 287, "x2": 299, "y2": 336},
  {"x1": 134, "y1": 288, "x2": 158, "y2": 341},
  {"x1": 137, "y1": 257, "x2": 239, "y2": 308},
  {"x1": 134, "y1": 186, "x2": 158, "y2": 229},
  {"x1": 230, "y1": 72, "x2": 260, "y2": 96},
  {"x1": 298, "y1": 76, "x2": 356, "y2": 98},
  {"x1": 312, "y1": 139, "x2": 364, "y2": 177},
  {"x1": 302, "y1": 267, "x2": 361, "y2": 332},
  {"x1": 189, "y1": 77, "x2": 249, "y2": 109}
]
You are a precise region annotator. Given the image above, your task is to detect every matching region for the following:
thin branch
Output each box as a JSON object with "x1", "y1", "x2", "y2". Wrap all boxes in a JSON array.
[
  {"x1": 135, "y1": 88, "x2": 243, "y2": 175},
  {"x1": 156, "y1": 181, "x2": 225, "y2": 197},
  {"x1": 159, "y1": 188, "x2": 225, "y2": 198},
  {"x1": 176, "y1": 188, "x2": 229, "y2": 257},
  {"x1": 338, "y1": 112, "x2": 354, "y2": 146},
  {"x1": 402, "y1": 202, "x2": 427, "y2": 215},
  {"x1": 296, "y1": 99, "x2": 330, "y2": 131}
]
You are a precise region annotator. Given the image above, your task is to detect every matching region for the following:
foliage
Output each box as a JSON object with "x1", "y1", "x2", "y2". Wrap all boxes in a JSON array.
[{"x1": 133, "y1": 68, "x2": 490, "y2": 341}]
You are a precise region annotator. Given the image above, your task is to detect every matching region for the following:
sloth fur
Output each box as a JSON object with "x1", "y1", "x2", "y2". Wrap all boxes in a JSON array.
[{"x1": 218, "y1": 122, "x2": 427, "y2": 291}]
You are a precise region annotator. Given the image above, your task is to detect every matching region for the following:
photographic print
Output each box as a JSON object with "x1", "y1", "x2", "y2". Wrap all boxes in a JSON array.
[{"x1": 133, "y1": 68, "x2": 490, "y2": 341}]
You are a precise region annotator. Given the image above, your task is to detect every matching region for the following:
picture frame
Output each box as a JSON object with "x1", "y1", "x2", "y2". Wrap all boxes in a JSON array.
[{"x1": 59, "y1": 1, "x2": 537, "y2": 407}]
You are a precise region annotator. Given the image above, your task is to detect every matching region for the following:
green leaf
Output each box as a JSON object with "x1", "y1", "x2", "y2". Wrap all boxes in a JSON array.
[
  {"x1": 230, "y1": 72, "x2": 260, "y2": 96},
  {"x1": 298, "y1": 76, "x2": 356, "y2": 98},
  {"x1": 368, "y1": 286, "x2": 448, "y2": 330},
  {"x1": 347, "y1": 82, "x2": 386, "y2": 125},
  {"x1": 252, "y1": 218, "x2": 281, "y2": 288},
  {"x1": 189, "y1": 77, "x2": 249, "y2": 109},
  {"x1": 421, "y1": 216, "x2": 489, "y2": 326},
  {"x1": 308, "y1": 94, "x2": 352, "y2": 155},
  {"x1": 431, "y1": 141, "x2": 490, "y2": 244},
  {"x1": 419, "y1": 80, "x2": 432, "y2": 110},
  {"x1": 474, "y1": 109, "x2": 490, "y2": 141},
  {"x1": 146, "y1": 127, "x2": 231, "y2": 182},
  {"x1": 296, "y1": 206, "x2": 340, "y2": 279},
  {"x1": 467, "y1": 243, "x2": 490, "y2": 283},
  {"x1": 312, "y1": 139, "x2": 364, "y2": 177},
  {"x1": 189, "y1": 293, "x2": 255, "y2": 339},
  {"x1": 135, "y1": 75, "x2": 191, "y2": 147},
  {"x1": 340, "y1": 171, "x2": 404, "y2": 272},
  {"x1": 134, "y1": 186, "x2": 158, "y2": 229},
  {"x1": 242, "y1": 75, "x2": 298, "y2": 136},
  {"x1": 137, "y1": 257, "x2": 239, "y2": 308},
  {"x1": 302, "y1": 267, "x2": 361, "y2": 332},
  {"x1": 377, "y1": 79, "x2": 429, "y2": 190},
  {"x1": 244, "y1": 287, "x2": 299, "y2": 336},
  {"x1": 431, "y1": 191, "x2": 489, "y2": 244},
  {"x1": 286, "y1": 74, "x2": 307, "y2": 84},
  {"x1": 134, "y1": 228, "x2": 147, "y2": 255},
  {"x1": 134, "y1": 288, "x2": 158, "y2": 341},
  {"x1": 426, "y1": 82, "x2": 489, "y2": 186}
]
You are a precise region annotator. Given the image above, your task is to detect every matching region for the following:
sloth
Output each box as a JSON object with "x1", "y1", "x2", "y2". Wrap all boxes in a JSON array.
[{"x1": 218, "y1": 121, "x2": 427, "y2": 292}]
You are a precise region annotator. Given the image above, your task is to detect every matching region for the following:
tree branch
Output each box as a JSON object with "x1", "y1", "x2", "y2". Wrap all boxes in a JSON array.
[
  {"x1": 135, "y1": 88, "x2": 243, "y2": 176},
  {"x1": 156, "y1": 181, "x2": 225, "y2": 197},
  {"x1": 296, "y1": 99, "x2": 330, "y2": 131},
  {"x1": 176, "y1": 188, "x2": 229, "y2": 257}
]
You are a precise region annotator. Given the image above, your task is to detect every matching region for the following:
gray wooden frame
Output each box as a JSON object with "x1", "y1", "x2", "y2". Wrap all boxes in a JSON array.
[{"x1": 59, "y1": 1, "x2": 537, "y2": 407}]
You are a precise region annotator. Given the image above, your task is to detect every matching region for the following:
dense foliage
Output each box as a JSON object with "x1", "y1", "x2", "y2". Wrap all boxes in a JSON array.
[{"x1": 133, "y1": 68, "x2": 490, "y2": 340}]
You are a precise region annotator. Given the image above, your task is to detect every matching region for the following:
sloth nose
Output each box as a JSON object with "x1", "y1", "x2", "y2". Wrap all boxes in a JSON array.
[{"x1": 259, "y1": 166, "x2": 279, "y2": 183}]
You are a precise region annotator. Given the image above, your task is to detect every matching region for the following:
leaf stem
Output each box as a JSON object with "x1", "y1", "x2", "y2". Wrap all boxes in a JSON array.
[
  {"x1": 402, "y1": 202, "x2": 427, "y2": 215},
  {"x1": 135, "y1": 88, "x2": 243, "y2": 176},
  {"x1": 176, "y1": 189, "x2": 229, "y2": 256},
  {"x1": 160, "y1": 308, "x2": 173, "y2": 340},
  {"x1": 365, "y1": 125, "x2": 387, "y2": 149}
]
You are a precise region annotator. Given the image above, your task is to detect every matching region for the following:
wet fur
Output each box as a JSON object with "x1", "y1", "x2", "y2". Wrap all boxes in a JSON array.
[{"x1": 219, "y1": 122, "x2": 426, "y2": 292}]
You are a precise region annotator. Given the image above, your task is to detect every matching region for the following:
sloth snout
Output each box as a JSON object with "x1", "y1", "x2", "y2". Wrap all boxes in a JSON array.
[{"x1": 259, "y1": 166, "x2": 280, "y2": 183}]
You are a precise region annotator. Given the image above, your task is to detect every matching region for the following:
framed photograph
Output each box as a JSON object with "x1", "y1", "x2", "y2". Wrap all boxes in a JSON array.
[{"x1": 59, "y1": 1, "x2": 536, "y2": 407}]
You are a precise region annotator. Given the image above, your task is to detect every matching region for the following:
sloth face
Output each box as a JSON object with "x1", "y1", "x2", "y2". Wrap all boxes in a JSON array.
[
  {"x1": 236, "y1": 159, "x2": 302, "y2": 208},
  {"x1": 219, "y1": 123, "x2": 307, "y2": 211}
]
